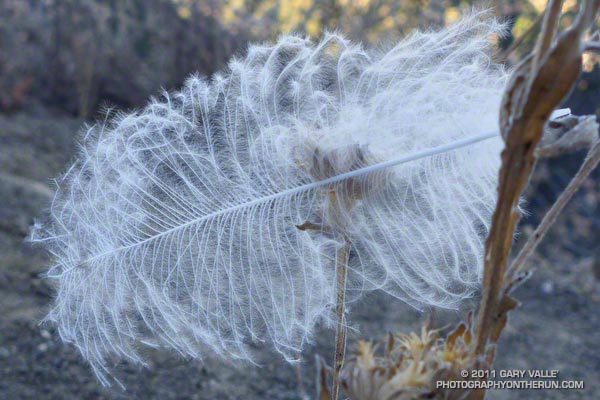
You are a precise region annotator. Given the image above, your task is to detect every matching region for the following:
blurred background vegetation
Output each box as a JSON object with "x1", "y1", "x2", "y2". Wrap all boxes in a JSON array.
[
  {"x1": 1, "y1": 2, "x2": 600, "y2": 398},
  {"x1": 1, "y1": 0, "x2": 597, "y2": 118}
]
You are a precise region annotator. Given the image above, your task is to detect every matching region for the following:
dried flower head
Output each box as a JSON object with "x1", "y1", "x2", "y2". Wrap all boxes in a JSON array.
[{"x1": 341, "y1": 320, "x2": 492, "y2": 400}]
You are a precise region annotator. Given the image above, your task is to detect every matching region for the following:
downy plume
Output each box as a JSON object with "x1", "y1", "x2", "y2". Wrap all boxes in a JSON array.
[{"x1": 31, "y1": 13, "x2": 508, "y2": 385}]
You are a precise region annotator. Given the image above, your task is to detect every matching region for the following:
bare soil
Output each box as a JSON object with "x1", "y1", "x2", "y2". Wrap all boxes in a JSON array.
[{"x1": 1, "y1": 112, "x2": 599, "y2": 399}]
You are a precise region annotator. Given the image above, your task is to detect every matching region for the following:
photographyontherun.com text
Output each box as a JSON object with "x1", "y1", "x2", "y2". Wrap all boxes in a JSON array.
[{"x1": 437, "y1": 370, "x2": 584, "y2": 390}]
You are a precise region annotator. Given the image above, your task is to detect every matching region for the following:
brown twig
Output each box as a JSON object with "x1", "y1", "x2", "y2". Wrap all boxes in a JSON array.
[
  {"x1": 296, "y1": 220, "x2": 332, "y2": 233},
  {"x1": 531, "y1": 0, "x2": 563, "y2": 73},
  {"x1": 332, "y1": 240, "x2": 351, "y2": 400},
  {"x1": 317, "y1": 356, "x2": 333, "y2": 400},
  {"x1": 295, "y1": 359, "x2": 309, "y2": 400},
  {"x1": 505, "y1": 140, "x2": 600, "y2": 287},
  {"x1": 585, "y1": 31, "x2": 600, "y2": 52},
  {"x1": 584, "y1": 40, "x2": 600, "y2": 52},
  {"x1": 537, "y1": 115, "x2": 599, "y2": 158},
  {"x1": 473, "y1": 0, "x2": 600, "y2": 364}
]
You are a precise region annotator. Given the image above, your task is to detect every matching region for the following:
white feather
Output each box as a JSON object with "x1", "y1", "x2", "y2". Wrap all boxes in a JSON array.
[{"x1": 32, "y1": 14, "x2": 507, "y2": 385}]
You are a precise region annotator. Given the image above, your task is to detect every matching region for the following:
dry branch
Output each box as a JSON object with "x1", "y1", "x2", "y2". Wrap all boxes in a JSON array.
[
  {"x1": 332, "y1": 241, "x2": 351, "y2": 400},
  {"x1": 472, "y1": 0, "x2": 600, "y2": 385},
  {"x1": 506, "y1": 139, "x2": 600, "y2": 287},
  {"x1": 537, "y1": 114, "x2": 599, "y2": 158}
]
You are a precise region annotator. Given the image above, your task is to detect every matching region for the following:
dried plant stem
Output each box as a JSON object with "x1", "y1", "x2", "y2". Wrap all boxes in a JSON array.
[
  {"x1": 295, "y1": 360, "x2": 309, "y2": 400},
  {"x1": 586, "y1": 32, "x2": 600, "y2": 52},
  {"x1": 471, "y1": 4, "x2": 600, "y2": 397},
  {"x1": 506, "y1": 140, "x2": 600, "y2": 285},
  {"x1": 332, "y1": 241, "x2": 351, "y2": 400},
  {"x1": 584, "y1": 41, "x2": 600, "y2": 52},
  {"x1": 472, "y1": 127, "x2": 534, "y2": 357},
  {"x1": 531, "y1": 0, "x2": 563, "y2": 72}
]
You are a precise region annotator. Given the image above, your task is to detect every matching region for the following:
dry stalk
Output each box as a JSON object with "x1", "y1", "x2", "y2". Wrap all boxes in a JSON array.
[
  {"x1": 531, "y1": 0, "x2": 563, "y2": 72},
  {"x1": 332, "y1": 240, "x2": 351, "y2": 400},
  {"x1": 537, "y1": 114, "x2": 599, "y2": 158},
  {"x1": 302, "y1": 148, "x2": 362, "y2": 399},
  {"x1": 584, "y1": 41, "x2": 600, "y2": 52},
  {"x1": 470, "y1": 2, "x2": 600, "y2": 398},
  {"x1": 295, "y1": 214, "x2": 350, "y2": 400},
  {"x1": 318, "y1": 356, "x2": 334, "y2": 400},
  {"x1": 506, "y1": 139, "x2": 600, "y2": 287}
]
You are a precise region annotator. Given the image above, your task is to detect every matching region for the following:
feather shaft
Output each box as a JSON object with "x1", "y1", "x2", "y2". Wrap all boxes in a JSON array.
[{"x1": 54, "y1": 130, "x2": 499, "y2": 276}]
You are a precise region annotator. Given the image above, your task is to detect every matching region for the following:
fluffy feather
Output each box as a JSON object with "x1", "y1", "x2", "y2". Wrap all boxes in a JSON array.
[{"x1": 32, "y1": 14, "x2": 507, "y2": 385}]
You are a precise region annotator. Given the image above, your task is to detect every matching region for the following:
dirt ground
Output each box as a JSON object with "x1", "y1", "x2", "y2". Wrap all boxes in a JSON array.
[{"x1": 1, "y1": 112, "x2": 599, "y2": 399}]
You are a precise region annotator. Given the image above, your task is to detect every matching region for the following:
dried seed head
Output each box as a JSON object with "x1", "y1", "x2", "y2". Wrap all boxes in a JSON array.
[{"x1": 341, "y1": 321, "x2": 491, "y2": 400}]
